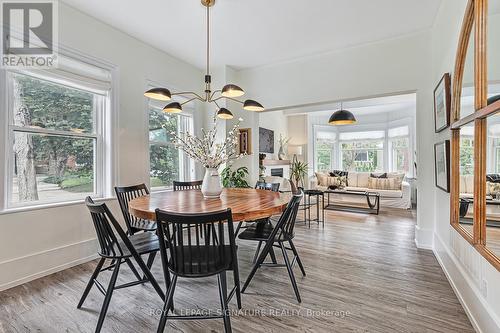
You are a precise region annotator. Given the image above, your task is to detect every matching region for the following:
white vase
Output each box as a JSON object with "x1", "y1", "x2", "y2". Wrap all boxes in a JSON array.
[{"x1": 201, "y1": 168, "x2": 222, "y2": 198}]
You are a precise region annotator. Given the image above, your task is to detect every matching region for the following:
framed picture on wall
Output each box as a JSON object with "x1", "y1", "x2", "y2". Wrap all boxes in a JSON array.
[
  {"x1": 434, "y1": 140, "x2": 450, "y2": 192},
  {"x1": 238, "y1": 128, "x2": 252, "y2": 155},
  {"x1": 434, "y1": 73, "x2": 451, "y2": 133}
]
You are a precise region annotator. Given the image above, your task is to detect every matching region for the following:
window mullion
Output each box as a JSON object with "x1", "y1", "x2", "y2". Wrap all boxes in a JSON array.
[{"x1": 10, "y1": 125, "x2": 98, "y2": 139}]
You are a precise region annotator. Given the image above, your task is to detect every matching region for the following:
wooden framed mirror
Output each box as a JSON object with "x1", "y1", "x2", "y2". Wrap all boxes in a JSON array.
[
  {"x1": 450, "y1": 0, "x2": 475, "y2": 244},
  {"x1": 451, "y1": 0, "x2": 500, "y2": 270}
]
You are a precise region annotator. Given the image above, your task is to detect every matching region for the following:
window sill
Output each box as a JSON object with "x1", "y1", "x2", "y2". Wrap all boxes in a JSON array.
[{"x1": 0, "y1": 196, "x2": 116, "y2": 216}]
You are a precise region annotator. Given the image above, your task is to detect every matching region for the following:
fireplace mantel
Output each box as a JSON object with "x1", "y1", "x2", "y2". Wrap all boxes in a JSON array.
[{"x1": 262, "y1": 159, "x2": 291, "y2": 166}]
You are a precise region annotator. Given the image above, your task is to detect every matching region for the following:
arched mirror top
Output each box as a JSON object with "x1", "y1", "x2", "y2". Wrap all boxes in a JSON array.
[{"x1": 451, "y1": 0, "x2": 475, "y2": 122}]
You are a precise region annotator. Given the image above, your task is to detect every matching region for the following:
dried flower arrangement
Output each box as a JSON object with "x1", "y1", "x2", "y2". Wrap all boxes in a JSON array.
[{"x1": 170, "y1": 117, "x2": 246, "y2": 169}]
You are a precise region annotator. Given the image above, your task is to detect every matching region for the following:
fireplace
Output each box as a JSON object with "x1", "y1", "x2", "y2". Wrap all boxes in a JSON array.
[{"x1": 271, "y1": 168, "x2": 284, "y2": 177}]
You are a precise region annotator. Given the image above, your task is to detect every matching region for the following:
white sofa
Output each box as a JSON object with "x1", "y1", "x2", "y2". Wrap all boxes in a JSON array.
[
  {"x1": 459, "y1": 174, "x2": 500, "y2": 218},
  {"x1": 314, "y1": 171, "x2": 411, "y2": 209}
]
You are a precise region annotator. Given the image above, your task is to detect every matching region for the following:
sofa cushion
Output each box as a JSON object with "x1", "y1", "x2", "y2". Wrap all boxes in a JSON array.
[
  {"x1": 316, "y1": 172, "x2": 329, "y2": 187},
  {"x1": 387, "y1": 172, "x2": 405, "y2": 181},
  {"x1": 368, "y1": 177, "x2": 402, "y2": 191},
  {"x1": 373, "y1": 189, "x2": 403, "y2": 198},
  {"x1": 347, "y1": 173, "x2": 358, "y2": 187},
  {"x1": 316, "y1": 172, "x2": 347, "y2": 189},
  {"x1": 357, "y1": 173, "x2": 370, "y2": 188},
  {"x1": 345, "y1": 186, "x2": 368, "y2": 192}
]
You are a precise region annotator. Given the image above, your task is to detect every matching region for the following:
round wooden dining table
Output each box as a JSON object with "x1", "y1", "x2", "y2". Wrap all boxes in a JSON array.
[{"x1": 128, "y1": 188, "x2": 291, "y2": 222}]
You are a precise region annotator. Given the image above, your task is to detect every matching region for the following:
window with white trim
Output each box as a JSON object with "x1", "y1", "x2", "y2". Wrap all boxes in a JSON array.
[
  {"x1": 314, "y1": 130, "x2": 336, "y2": 172},
  {"x1": 148, "y1": 103, "x2": 194, "y2": 191},
  {"x1": 5, "y1": 64, "x2": 111, "y2": 207},
  {"x1": 339, "y1": 131, "x2": 385, "y2": 172},
  {"x1": 388, "y1": 125, "x2": 410, "y2": 175}
]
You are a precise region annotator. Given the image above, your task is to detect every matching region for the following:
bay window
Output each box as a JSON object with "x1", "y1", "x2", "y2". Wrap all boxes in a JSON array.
[{"x1": 313, "y1": 123, "x2": 414, "y2": 176}]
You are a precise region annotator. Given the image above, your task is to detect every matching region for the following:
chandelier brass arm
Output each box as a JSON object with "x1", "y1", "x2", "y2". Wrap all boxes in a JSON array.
[{"x1": 144, "y1": 0, "x2": 264, "y2": 120}]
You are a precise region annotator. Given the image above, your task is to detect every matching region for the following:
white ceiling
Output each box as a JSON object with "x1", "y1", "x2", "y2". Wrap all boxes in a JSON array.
[
  {"x1": 287, "y1": 93, "x2": 417, "y2": 117},
  {"x1": 62, "y1": 0, "x2": 442, "y2": 70}
]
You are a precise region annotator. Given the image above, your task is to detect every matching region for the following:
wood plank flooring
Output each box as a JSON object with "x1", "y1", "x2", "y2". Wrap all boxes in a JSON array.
[{"x1": 0, "y1": 208, "x2": 474, "y2": 333}]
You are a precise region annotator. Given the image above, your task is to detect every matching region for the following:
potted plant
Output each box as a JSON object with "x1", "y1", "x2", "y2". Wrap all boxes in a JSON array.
[
  {"x1": 171, "y1": 117, "x2": 245, "y2": 198},
  {"x1": 290, "y1": 159, "x2": 308, "y2": 189},
  {"x1": 221, "y1": 166, "x2": 251, "y2": 188}
]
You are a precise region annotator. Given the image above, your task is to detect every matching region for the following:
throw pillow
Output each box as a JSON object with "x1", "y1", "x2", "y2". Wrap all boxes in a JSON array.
[
  {"x1": 486, "y1": 174, "x2": 500, "y2": 183},
  {"x1": 330, "y1": 170, "x2": 348, "y2": 177},
  {"x1": 315, "y1": 172, "x2": 329, "y2": 187},
  {"x1": 368, "y1": 177, "x2": 402, "y2": 191},
  {"x1": 327, "y1": 176, "x2": 347, "y2": 190},
  {"x1": 387, "y1": 172, "x2": 405, "y2": 182},
  {"x1": 370, "y1": 172, "x2": 387, "y2": 178},
  {"x1": 487, "y1": 181, "x2": 500, "y2": 197}
]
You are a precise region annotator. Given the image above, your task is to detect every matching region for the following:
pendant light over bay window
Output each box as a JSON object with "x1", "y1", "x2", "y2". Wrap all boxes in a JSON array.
[
  {"x1": 143, "y1": 0, "x2": 264, "y2": 120},
  {"x1": 328, "y1": 102, "x2": 357, "y2": 125}
]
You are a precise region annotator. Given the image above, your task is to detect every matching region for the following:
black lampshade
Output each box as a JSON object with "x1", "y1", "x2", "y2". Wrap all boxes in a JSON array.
[
  {"x1": 243, "y1": 99, "x2": 265, "y2": 112},
  {"x1": 144, "y1": 87, "x2": 171, "y2": 101},
  {"x1": 488, "y1": 94, "x2": 500, "y2": 105},
  {"x1": 328, "y1": 109, "x2": 356, "y2": 125},
  {"x1": 163, "y1": 102, "x2": 182, "y2": 113},
  {"x1": 216, "y1": 108, "x2": 234, "y2": 120},
  {"x1": 221, "y1": 84, "x2": 244, "y2": 98}
]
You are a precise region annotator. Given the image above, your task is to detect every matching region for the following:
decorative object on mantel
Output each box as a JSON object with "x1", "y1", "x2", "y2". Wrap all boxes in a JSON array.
[
  {"x1": 262, "y1": 159, "x2": 291, "y2": 166},
  {"x1": 278, "y1": 134, "x2": 291, "y2": 160},
  {"x1": 144, "y1": 0, "x2": 264, "y2": 120},
  {"x1": 328, "y1": 102, "x2": 356, "y2": 125},
  {"x1": 171, "y1": 117, "x2": 245, "y2": 198},
  {"x1": 259, "y1": 153, "x2": 266, "y2": 180},
  {"x1": 433, "y1": 73, "x2": 451, "y2": 133}
]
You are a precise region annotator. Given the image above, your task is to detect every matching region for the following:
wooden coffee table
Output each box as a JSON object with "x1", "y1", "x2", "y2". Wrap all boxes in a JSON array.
[{"x1": 324, "y1": 189, "x2": 380, "y2": 215}]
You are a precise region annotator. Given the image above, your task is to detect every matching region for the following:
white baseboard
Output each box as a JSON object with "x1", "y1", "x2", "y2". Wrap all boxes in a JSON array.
[
  {"x1": 414, "y1": 225, "x2": 433, "y2": 249},
  {"x1": 433, "y1": 232, "x2": 500, "y2": 333},
  {"x1": 0, "y1": 238, "x2": 98, "y2": 291}
]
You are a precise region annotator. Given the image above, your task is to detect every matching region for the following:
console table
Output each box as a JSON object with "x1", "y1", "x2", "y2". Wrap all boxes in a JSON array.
[{"x1": 303, "y1": 189, "x2": 325, "y2": 228}]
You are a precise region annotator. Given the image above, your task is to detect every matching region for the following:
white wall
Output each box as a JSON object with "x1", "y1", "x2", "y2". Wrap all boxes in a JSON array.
[
  {"x1": 431, "y1": 1, "x2": 500, "y2": 332},
  {"x1": 235, "y1": 5, "x2": 500, "y2": 330},
  {"x1": 235, "y1": 32, "x2": 435, "y2": 249},
  {"x1": 0, "y1": 3, "x2": 204, "y2": 290},
  {"x1": 258, "y1": 111, "x2": 288, "y2": 160}
]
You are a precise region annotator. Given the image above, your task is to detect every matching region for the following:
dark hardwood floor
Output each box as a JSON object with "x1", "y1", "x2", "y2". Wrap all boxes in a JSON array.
[{"x1": 0, "y1": 208, "x2": 474, "y2": 333}]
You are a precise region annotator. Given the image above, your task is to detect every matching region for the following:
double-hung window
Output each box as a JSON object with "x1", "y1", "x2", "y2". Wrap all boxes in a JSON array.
[
  {"x1": 314, "y1": 129, "x2": 336, "y2": 172},
  {"x1": 4, "y1": 59, "x2": 112, "y2": 208},
  {"x1": 388, "y1": 125, "x2": 410, "y2": 175},
  {"x1": 148, "y1": 100, "x2": 194, "y2": 191}
]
